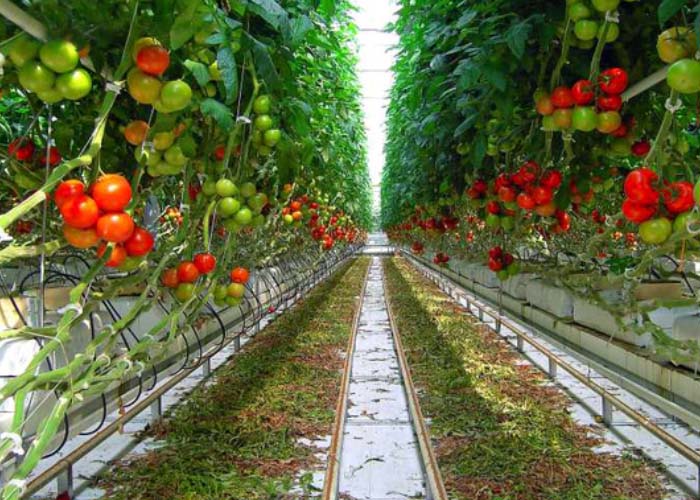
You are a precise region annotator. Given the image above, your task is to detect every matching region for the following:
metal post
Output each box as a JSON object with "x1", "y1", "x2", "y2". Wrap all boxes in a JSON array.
[
  {"x1": 495, "y1": 317, "x2": 501, "y2": 334},
  {"x1": 516, "y1": 335, "x2": 524, "y2": 353},
  {"x1": 150, "y1": 395, "x2": 162, "y2": 423},
  {"x1": 202, "y1": 357, "x2": 211, "y2": 377},
  {"x1": 602, "y1": 396, "x2": 613, "y2": 425},
  {"x1": 56, "y1": 463, "x2": 73, "y2": 498},
  {"x1": 548, "y1": 357, "x2": 557, "y2": 378},
  {"x1": 478, "y1": 307, "x2": 484, "y2": 322}
]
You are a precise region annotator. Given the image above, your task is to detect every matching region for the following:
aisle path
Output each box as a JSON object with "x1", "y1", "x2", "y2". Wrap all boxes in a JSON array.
[{"x1": 337, "y1": 257, "x2": 426, "y2": 500}]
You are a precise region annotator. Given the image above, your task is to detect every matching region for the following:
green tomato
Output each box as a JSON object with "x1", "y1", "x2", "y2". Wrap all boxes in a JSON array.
[
  {"x1": 18, "y1": 61, "x2": 55, "y2": 92},
  {"x1": 175, "y1": 283, "x2": 196, "y2": 302},
  {"x1": 507, "y1": 262, "x2": 520, "y2": 276},
  {"x1": 672, "y1": 211, "x2": 698, "y2": 234},
  {"x1": 159, "y1": 161, "x2": 184, "y2": 175},
  {"x1": 572, "y1": 106, "x2": 597, "y2": 132},
  {"x1": 55, "y1": 68, "x2": 92, "y2": 100},
  {"x1": 568, "y1": 2, "x2": 591, "y2": 21},
  {"x1": 254, "y1": 114, "x2": 273, "y2": 131},
  {"x1": 223, "y1": 219, "x2": 241, "y2": 232},
  {"x1": 283, "y1": 214, "x2": 294, "y2": 224},
  {"x1": 253, "y1": 95, "x2": 272, "y2": 114},
  {"x1": 227, "y1": 282, "x2": 246, "y2": 298},
  {"x1": 208, "y1": 61, "x2": 222, "y2": 81},
  {"x1": 639, "y1": 217, "x2": 672, "y2": 245},
  {"x1": 216, "y1": 178, "x2": 238, "y2": 197},
  {"x1": 609, "y1": 138, "x2": 632, "y2": 156},
  {"x1": 217, "y1": 197, "x2": 241, "y2": 217},
  {"x1": 542, "y1": 115, "x2": 559, "y2": 131},
  {"x1": 164, "y1": 145, "x2": 188, "y2": 167},
  {"x1": 160, "y1": 80, "x2": 192, "y2": 111},
  {"x1": 667, "y1": 59, "x2": 700, "y2": 94},
  {"x1": 252, "y1": 214, "x2": 266, "y2": 227},
  {"x1": 240, "y1": 182, "x2": 257, "y2": 198},
  {"x1": 39, "y1": 40, "x2": 79, "y2": 73},
  {"x1": 263, "y1": 129, "x2": 281, "y2": 147},
  {"x1": 248, "y1": 192, "x2": 268, "y2": 212},
  {"x1": 202, "y1": 179, "x2": 217, "y2": 196},
  {"x1": 214, "y1": 284, "x2": 229, "y2": 301},
  {"x1": 574, "y1": 20, "x2": 599, "y2": 41},
  {"x1": 234, "y1": 207, "x2": 253, "y2": 225},
  {"x1": 485, "y1": 213, "x2": 501, "y2": 229},
  {"x1": 598, "y1": 23, "x2": 619, "y2": 43},
  {"x1": 226, "y1": 296, "x2": 242, "y2": 307},
  {"x1": 7, "y1": 35, "x2": 40, "y2": 67},
  {"x1": 501, "y1": 216, "x2": 515, "y2": 232},
  {"x1": 257, "y1": 145, "x2": 272, "y2": 157},
  {"x1": 119, "y1": 256, "x2": 144, "y2": 272},
  {"x1": 497, "y1": 269, "x2": 509, "y2": 281},
  {"x1": 591, "y1": 0, "x2": 620, "y2": 12},
  {"x1": 37, "y1": 87, "x2": 63, "y2": 104}
]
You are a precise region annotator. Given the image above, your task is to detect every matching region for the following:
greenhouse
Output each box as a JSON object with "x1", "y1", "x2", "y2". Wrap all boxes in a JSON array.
[{"x1": 1, "y1": 0, "x2": 700, "y2": 499}]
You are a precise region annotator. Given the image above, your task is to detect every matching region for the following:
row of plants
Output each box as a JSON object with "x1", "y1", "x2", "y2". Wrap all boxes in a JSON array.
[
  {"x1": 0, "y1": 0, "x2": 370, "y2": 496},
  {"x1": 381, "y1": 0, "x2": 700, "y2": 362},
  {"x1": 384, "y1": 257, "x2": 668, "y2": 500},
  {"x1": 99, "y1": 257, "x2": 369, "y2": 500}
]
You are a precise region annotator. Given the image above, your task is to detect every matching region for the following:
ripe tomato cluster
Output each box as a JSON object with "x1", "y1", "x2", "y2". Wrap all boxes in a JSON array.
[
  {"x1": 282, "y1": 195, "x2": 359, "y2": 250},
  {"x1": 622, "y1": 168, "x2": 698, "y2": 245},
  {"x1": 487, "y1": 246, "x2": 519, "y2": 281},
  {"x1": 432, "y1": 252, "x2": 449, "y2": 266},
  {"x1": 55, "y1": 174, "x2": 154, "y2": 267},
  {"x1": 537, "y1": 68, "x2": 629, "y2": 135},
  {"x1": 161, "y1": 252, "x2": 217, "y2": 301}
]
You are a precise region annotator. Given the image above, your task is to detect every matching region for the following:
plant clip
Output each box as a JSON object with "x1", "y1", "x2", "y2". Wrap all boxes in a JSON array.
[
  {"x1": 236, "y1": 115, "x2": 252, "y2": 125},
  {"x1": 7, "y1": 479, "x2": 27, "y2": 495},
  {"x1": 604, "y1": 11, "x2": 620, "y2": 24},
  {"x1": 664, "y1": 97, "x2": 683, "y2": 114},
  {"x1": 105, "y1": 81, "x2": 124, "y2": 95},
  {"x1": 0, "y1": 432, "x2": 24, "y2": 456},
  {"x1": 57, "y1": 302, "x2": 83, "y2": 316}
]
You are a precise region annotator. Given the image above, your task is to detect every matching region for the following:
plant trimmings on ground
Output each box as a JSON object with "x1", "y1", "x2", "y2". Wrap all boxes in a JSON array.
[
  {"x1": 98, "y1": 257, "x2": 369, "y2": 500},
  {"x1": 383, "y1": 257, "x2": 668, "y2": 500}
]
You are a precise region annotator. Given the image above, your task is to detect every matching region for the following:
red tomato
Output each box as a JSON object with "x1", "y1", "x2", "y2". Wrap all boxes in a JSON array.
[
  {"x1": 662, "y1": 181, "x2": 694, "y2": 214},
  {"x1": 60, "y1": 194, "x2": 99, "y2": 229},
  {"x1": 555, "y1": 210, "x2": 571, "y2": 231},
  {"x1": 488, "y1": 246, "x2": 503, "y2": 259},
  {"x1": 63, "y1": 224, "x2": 100, "y2": 249},
  {"x1": 550, "y1": 86, "x2": 574, "y2": 108},
  {"x1": 39, "y1": 146, "x2": 62, "y2": 167},
  {"x1": 532, "y1": 186, "x2": 554, "y2": 205},
  {"x1": 540, "y1": 170, "x2": 562, "y2": 189},
  {"x1": 535, "y1": 95, "x2": 554, "y2": 115},
  {"x1": 571, "y1": 80, "x2": 594, "y2": 105},
  {"x1": 124, "y1": 226, "x2": 155, "y2": 256},
  {"x1": 230, "y1": 266, "x2": 250, "y2": 284},
  {"x1": 486, "y1": 200, "x2": 501, "y2": 215},
  {"x1": 96, "y1": 213, "x2": 135, "y2": 243},
  {"x1": 624, "y1": 168, "x2": 659, "y2": 204},
  {"x1": 599, "y1": 68, "x2": 629, "y2": 95},
  {"x1": 54, "y1": 179, "x2": 85, "y2": 208},
  {"x1": 161, "y1": 268, "x2": 179, "y2": 288},
  {"x1": 610, "y1": 123, "x2": 628, "y2": 138},
  {"x1": 498, "y1": 186, "x2": 517, "y2": 203},
  {"x1": 631, "y1": 140, "x2": 651, "y2": 157},
  {"x1": 177, "y1": 261, "x2": 200, "y2": 283},
  {"x1": 8, "y1": 138, "x2": 35, "y2": 161},
  {"x1": 488, "y1": 257, "x2": 503, "y2": 272},
  {"x1": 597, "y1": 94, "x2": 622, "y2": 111},
  {"x1": 91, "y1": 174, "x2": 132, "y2": 212},
  {"x1": 97, "y1": 243, "x2": 127, "y2": 267},
  {"x1": 214, "y1": 144, "x2": 226, "y2": 161},
  {"x1": 516, "y1": 193, "x2": 536, "y2": 210},
  {"x1": 193, "y1": 252, "x2": 217, "y2": 274},
  {"x1": 136, "y1": 45, "x2": 170, "y2": 76},
  {"x1": 622, "y1": 199, "x2": 657, "y2": 224}
]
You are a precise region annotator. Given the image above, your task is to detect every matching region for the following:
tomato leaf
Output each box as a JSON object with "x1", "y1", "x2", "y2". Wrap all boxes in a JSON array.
[
  {"x1": 216, "y1": 47, "x2": 238, "y2": 103},
  {"x1": 183, "y1": 60, "x2": 211, "y2": 87},
  {"x1": 658, "y1": 0, "x2": 689, "y2": 25},
  {"x1": 505, "y1": 19, "x2": 533, "y2": 59},
  {"x1": 286, "y1": 15, "x2": 314, "y2": 47},
  {"x1": 200, "y1": 98, "x2": 234, "y2": 131},
  {"x1": 248, "y1": 0, "x2": 289, "y2": 32},
  {"x1": 248, "y1": 36, "x2": 281, "y2": 89},
  {"x1": 170, "y1": 0, "x2": 202, "y2": 49}
]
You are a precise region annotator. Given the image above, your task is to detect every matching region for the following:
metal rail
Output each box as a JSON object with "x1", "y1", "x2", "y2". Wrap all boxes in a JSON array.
[
  {"x1": 403, "y1": 251, "x2": 700, "y2": 499},
  {"x1": 19, "y1": 247, "x2": 360, "y2": 499}
]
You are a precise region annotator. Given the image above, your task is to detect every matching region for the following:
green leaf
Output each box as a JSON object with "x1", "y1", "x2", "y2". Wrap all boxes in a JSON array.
[
  {"x1": 482, "y1": 62, "x2": 507, "y2": 91},
  {"x1": 249, "y1": 36, "x2": 280, "y2": 88},
  {"x1": 170, "y1": 0, "x2": 202, "y2": 49},
  {"x1": 200, "y1": 98, "x2": 234, "y2": 131},
  {"x1": 505, "y1": 19, "x2": 532, "y2": 59},
  {"x1": 287, "y1": 16, "x2": 314, "y2": 47},
  {"x1": 659, "y1": 0, "x2": 689, "y2": 25},
  {"x1": 184, "y1": 60, "x2": 211, "y2": 87},
  {"x1": 217, "y1": 47, "x2": 238, "y2": 104},
  {"x1": 248, "y1": 0, "x2": 289, "y2": 32},
  {"x1": 318, "y1": 0, "x2": 336, "y2": 18},
  {"x1": 454, "y1": 114, "x2": 478, "y2": 137}
]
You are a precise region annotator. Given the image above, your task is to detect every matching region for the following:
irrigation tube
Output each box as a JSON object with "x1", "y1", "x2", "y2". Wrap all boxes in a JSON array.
[
  {"x1": 402, "y1": 251, "x2": 700, "y2": 499},
  {"x1": 18, "y1": 246, "x2": 361, "y2": 499}
]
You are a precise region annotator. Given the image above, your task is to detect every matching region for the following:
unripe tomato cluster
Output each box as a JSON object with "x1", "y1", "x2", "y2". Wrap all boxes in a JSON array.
[
  {"x1": 211, "y1": 266, "x2": 250, "y2": 307},
  {"x1": 567, "y1": 0, "x2": 622, "y2": 49},
  {"x1": 432, "y1": 252, "x2": 449, "y2": 266},
  {"x1": 129, "y1": 120, "x2": 192, "y2": 177},
  {"x1": 127, "y1": 37, "x2": 192, "y2": 113},
  {"x1": 250, "y1": 95, "x2": 282, "y2": 157},
  {"x1": 54, "y1": 174, "x2": 154, "y2": 267},
  {"x1": 6, "y1": 35, "x2": 92, "y2": 103},
  {"x1": 201, "y1": 177, "x2": 268, "y2": 232},
  {"x1": 537, "y1": 67, "x2": 629, "y2": 135}
]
